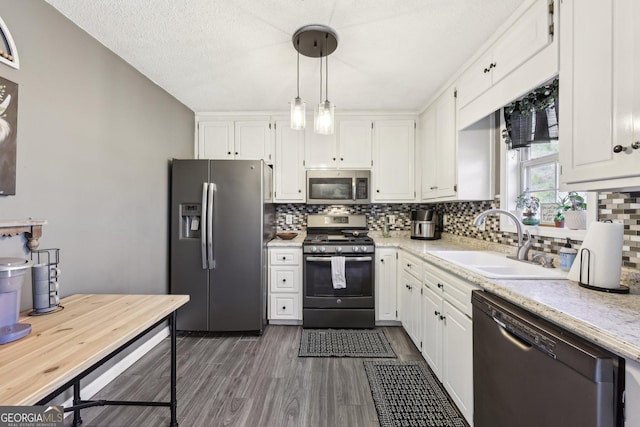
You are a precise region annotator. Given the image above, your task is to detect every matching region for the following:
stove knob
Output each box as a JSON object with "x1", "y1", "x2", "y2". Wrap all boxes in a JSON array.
[
  {"x1": 310, "y1": 247, "x2": 318, "y2": 253},
  {"x1": 320, "y1": 247, "x2": 326, "y2": 253},
  {"x1": 353, "y1": 246, "x2": 360, "y2": 253},
  {"x1": 336, "y1": 247, "x2": 343, "y2": 253},
  {"x1": 361, "y1": 246, "x2": 368, "y2": 252}
]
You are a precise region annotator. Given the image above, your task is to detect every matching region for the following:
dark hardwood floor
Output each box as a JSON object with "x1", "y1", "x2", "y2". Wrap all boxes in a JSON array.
[{"x1": 65, "y1": 325, "x2": 423, "y2": 427}]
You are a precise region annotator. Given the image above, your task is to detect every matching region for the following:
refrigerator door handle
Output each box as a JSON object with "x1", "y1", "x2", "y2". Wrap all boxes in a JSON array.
[
  {"x1": 200, "y1": 182, "x2": 208, "y2": 270},
  {"x1": 207, "y1": 183, "x2": 216, "y2": 269}
]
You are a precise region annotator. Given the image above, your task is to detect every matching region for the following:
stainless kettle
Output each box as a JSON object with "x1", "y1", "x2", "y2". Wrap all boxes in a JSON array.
[{"x1": 410, "y1": 209, "x2": 441, "y2": 240}]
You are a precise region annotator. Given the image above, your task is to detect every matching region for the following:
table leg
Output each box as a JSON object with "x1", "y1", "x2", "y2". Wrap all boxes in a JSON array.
[
  {"x1": 73, "y1": 381, "x2": 83, "y2": 426},
  {"x1": 170, "y1": 311, "x2": 178, "y2": 427}
]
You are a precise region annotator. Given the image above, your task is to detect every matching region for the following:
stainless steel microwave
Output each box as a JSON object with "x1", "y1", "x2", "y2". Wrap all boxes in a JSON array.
[{"x1": 306, "y1": 170, "x2": 370, "y2": 204}]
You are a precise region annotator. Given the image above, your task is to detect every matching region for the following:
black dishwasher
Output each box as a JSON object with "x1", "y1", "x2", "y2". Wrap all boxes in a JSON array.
[{"x1": 472, "y1": 291, "x2": 624, "y2": 427}]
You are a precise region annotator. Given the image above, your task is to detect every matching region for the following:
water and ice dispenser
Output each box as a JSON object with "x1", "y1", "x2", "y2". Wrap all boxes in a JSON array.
[{"x1": 180, "y1": 203, "x2": 201, "y2": 239}]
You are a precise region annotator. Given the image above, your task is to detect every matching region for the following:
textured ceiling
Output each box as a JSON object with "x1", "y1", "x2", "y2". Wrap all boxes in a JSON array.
[{"x1": 44, "y1": 0, "x2": 527, "y2": 113}]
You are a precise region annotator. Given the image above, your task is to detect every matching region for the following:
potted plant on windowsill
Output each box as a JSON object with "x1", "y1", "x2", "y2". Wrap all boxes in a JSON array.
[
  {"x1": 564, "y1": 192, "x2": 587, "y2": 230},
  {"x1": 516, "y1": 191, "x2": 541, "y2": 226},
  {"x1": 553, "y1": 195, "x2": 570, "y2": 228}
]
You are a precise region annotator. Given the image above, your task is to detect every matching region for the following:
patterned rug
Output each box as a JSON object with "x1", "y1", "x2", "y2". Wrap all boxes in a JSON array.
[
  {"x1": 364, "y1": 360, "x2": 468, "y2": 427},
  {"x1": 298, "y1": 329, "x2": 396, "y2": 358}
]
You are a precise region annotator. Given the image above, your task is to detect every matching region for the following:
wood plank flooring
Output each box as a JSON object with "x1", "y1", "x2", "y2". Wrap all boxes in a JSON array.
[{"x1": 65, "y1": 325, "x2": 423, "y2": 427}]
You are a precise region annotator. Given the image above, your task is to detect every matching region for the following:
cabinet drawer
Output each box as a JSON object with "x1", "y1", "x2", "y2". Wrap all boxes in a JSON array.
[
  {"x1": 270, "y1": 249, "x2": 300, "y2": 265},
  {"x1": 399, "y1": 251, "x2": 423, "y2": 279},
  {"x1": 270, "y1": 267, "x2": 300, "y2": 293},
  {"x1": 269, "y1": 294, "x2": 300, "y2": 320},
  {"x1": 427, "y1": 264, "x2": 479, "y2": 318}
]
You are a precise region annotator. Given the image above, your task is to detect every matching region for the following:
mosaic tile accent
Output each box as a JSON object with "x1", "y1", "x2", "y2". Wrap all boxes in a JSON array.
[{"x1": 275, "y1": 191, "x2": 640, "y2": 269}]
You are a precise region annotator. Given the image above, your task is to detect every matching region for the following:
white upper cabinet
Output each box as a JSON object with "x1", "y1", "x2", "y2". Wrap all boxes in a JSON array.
[
  {"x1": 458, "y1": 0, "x2": 553, "y2": 109},
  {"x1": 372, "y1": 120, "x2": 416, "y2": 202},
  {"x1": 304, "y1": 118, "x2": 372, "y2": 169},
  {"x1": 197, "y1": 119, "x2": 272, "y2": 163},
  {"x1": 457, "y1": 0, "x2": 557, "y2": 130},
  {"x1": 559, "y1": 0, "x2": 640, "y2": 191},
  {"x1": 274, "y1": 121, "x2": 305, "y2": 202},
  {"x1": 418, "y1": 87, "x2": 494, "y2": 203},
  {"x1": 420, "y1": 88, "x2": 457, "y2": 201},
  {"x1": 337, "y1": 119, "x2": 373, "y2": 169}
]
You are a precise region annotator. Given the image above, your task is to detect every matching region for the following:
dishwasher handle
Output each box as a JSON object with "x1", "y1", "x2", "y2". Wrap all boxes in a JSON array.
[{"x1": 493, "y1": 316, "x2": 534, "y2": 352}]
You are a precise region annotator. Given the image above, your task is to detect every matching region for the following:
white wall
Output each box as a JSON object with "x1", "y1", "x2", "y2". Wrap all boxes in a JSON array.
[{"x1": 0, "y1": 1, "x2": 194, "y2": 309}]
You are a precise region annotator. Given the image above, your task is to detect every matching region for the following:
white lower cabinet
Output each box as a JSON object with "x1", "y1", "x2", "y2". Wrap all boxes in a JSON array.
[
  {"x1": 268, "y1": 247, "x2": 302, "y2": 323},
  {"x1": 375, "y1": 248, "x2": 398, "y2": 323},
  {"x1": 421, "y1": 260, "x2": 478, "y2": 426},
  {"x1": 398, "y1": 251, "x2": 424, "y2": 348},
  {"x1": 626, "y1": 359, "x2": 640, "y2": 427}
]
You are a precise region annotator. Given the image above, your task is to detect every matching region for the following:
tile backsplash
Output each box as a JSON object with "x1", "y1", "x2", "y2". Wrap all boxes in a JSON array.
[{"x1": 275, "y1": 191, "x2": 640, "y2": 269}]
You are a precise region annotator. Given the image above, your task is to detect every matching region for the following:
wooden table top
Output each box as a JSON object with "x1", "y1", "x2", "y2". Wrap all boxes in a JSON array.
[{"x1": 0, "y1": 294, "x2": 189, "y2": 405}]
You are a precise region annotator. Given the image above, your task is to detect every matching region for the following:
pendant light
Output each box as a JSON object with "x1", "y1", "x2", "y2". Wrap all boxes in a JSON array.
[
  {"x1": 291, "y1": 25, "x2": 338, "y2": 134},
  {"x1": 290, "y1": 38, "x2": 305, "y2": 130},
  {"x1": 314, "y1": 32, "x2": 335, "y2": 135}
]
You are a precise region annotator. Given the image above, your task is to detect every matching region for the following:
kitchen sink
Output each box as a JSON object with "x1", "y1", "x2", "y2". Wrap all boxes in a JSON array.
[{"x1": 429, "y1": 250, "x2": 569, "y2": 280}]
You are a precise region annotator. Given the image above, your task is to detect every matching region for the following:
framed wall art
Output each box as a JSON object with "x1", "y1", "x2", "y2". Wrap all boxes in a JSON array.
[{"x1": 0, "y1": 76, "x2": 18, "y2": 195}]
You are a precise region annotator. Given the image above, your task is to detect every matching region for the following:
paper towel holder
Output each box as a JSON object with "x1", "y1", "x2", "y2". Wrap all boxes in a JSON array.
[{"x1": 577, "y1": 248, "x2": 629, "y2": 294}]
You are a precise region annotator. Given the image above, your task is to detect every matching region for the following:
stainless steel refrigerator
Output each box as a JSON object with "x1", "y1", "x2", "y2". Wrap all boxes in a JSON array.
[{"x1": 170, "y1": 159, "x2": 275, "y2": 333}]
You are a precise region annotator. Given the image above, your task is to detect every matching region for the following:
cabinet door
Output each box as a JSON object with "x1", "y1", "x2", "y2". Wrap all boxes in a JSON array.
[
  {"x1": 372, "y1": 120, "x2": 416, "y2": 201},
  {"x1": 375, "y1": 248, "x2": 397, "y2": 322},
  {"x1": 559, "y1": 0, "x2": 640, "y2": 188},
  {"x1": 304, "y1": 126, "x2": 337, "y2": 169},
  {"x1": 274, "y1": 121, "x2": 305, "y2": 202},
  {"x1": 457, "y1": 52, "x2": 493, "y2": 109},
  {"x1": 435, "y1": 90, "x2": 457, "y2": 198},
  {"x1": 421, "y1": 284, "x2": 443, "y2": 381},
  {"x1": 234, "y1": 121, "x2": 271, "y2": 161},
  {"x1": 338, "y1": 120, "x2": 373, "y2": 169},
  {"x1": 419, "y1": 107, "x2": 438, "y2": 200},
  {"x1": 198, "y1": 121, "x2": 234, "y2": 159},
  {"x1": 491, "y1": 0, "x2": 552, "y2": 84},
  {"x1": 442, "y1": 300, "x2": 474, "y2": 424}
]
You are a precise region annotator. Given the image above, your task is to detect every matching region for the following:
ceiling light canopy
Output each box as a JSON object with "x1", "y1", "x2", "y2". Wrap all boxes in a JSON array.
[{"x1": 290, "y1": 24, "x2": 338, "y2": 134}]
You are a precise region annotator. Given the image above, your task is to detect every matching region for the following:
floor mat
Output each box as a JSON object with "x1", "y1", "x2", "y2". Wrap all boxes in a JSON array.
[
  {"x1": 298, "y1": 329, "x2": 396, "y2": 358},
  {"x1": 364, "y1": 360, "x2": 468, "y2": 427}
]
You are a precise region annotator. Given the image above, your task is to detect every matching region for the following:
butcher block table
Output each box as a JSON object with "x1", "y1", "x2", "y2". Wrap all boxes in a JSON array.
[{"x1": 0, "y1": 294, "x2": 189, "y2": 426}]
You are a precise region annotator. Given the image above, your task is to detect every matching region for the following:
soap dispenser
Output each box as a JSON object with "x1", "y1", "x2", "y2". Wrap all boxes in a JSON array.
[{"x1": 559, "y1": 238, "x2": 577, "y2": 271}]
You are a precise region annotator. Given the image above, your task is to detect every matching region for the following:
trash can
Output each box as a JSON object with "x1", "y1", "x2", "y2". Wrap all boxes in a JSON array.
[{"x1": 0, "y1": 257, "x2": 33, "y2": 344}]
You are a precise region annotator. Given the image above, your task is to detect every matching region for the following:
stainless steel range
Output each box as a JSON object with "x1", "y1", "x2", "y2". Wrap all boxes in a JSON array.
[{"x1": 303, "y1": 214, "x2": 375, "y2": 328}]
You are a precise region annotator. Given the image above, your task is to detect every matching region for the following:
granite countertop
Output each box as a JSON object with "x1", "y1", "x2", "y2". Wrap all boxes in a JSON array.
[
  {"x1": 266, "y1": 230, "x2": 640, "y2": 361},
  {"x1": 373, "y1": 232, "x2": 640, "y2": 363}
]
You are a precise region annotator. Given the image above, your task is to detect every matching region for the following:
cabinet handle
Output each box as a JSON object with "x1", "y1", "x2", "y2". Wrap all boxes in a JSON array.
[
  {"x1": 298, "y1": 189, "x2": 302, "y2": 193},
  {"x1": 434, "y1": 310, "x2": 440, "y2": 316},
  {"x1": 333, "y1": 157, "x2": 336, "y2": 161},
  {"x1": 282, "y1": 279, "x2": 286, "y2": 283},
  {"x1": 235, "y1": 152, "x2": 238, "y2": 155},
  {"x1": 376, "y1": 189, "x2": 380, "y2": 193},
  {"x1": 340, "y1": 157, "x2": 344, "y2": 161},
  {"x1": 439, "y1": 315, "x2": 446, "y2": 321},
  {"x1": 430, "y1": 186, "x2": 438, "y2": 190},
  {"x1": 282, "y1": 306, "x2": 286, "y2": 310},
  {"x1": 282, "y1": 256, "x2": 286, "y2": 260},
  {"x1": 437, "y1": 283, "x2": 443, "y2": 289},
  {"x1": 483, "y1": 67, "x2": 490, "y2": 74},
  {"x1": 612, "y1": 143, "x2": 639, "y2": 153},
  {"x1": 407, "y1": 263, "x2": 411, "y2": 267},
  {"x1": 490, "y1": 62, "x2": 496, "y2": 69},
  {"x1": 227, "y1": 151, "x2": 231, "y2": 155},
  {"x1": 380, "y1": 259, "x2": 384, "y2": 263}
]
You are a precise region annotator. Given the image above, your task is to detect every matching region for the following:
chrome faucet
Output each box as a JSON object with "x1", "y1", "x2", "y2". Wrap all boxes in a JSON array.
[{"x1": 472, "y1": 208, "x2": 533, "y2": 261}]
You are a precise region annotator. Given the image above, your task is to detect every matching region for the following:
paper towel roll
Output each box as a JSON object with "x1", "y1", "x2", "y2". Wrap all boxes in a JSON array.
[{"x1": 568, "y1": 222, "x2": 624, "y2": 288}]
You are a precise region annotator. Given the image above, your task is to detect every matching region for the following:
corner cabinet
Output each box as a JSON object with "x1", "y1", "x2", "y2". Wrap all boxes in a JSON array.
[
  {"x1": 375, "y1": 248, "x2": 398, "y2": 323},
  {"x1": 268, "y1": 248, "x2": 302, "y2": 323},
  {"x1": 559, "y1": 0, "x2": 640, "y2": 191},
  {"x1": 197, "y1": 119, "x2": 272, "y2": 163},
  {"x1": 372, "y1": 120, "x2": 416, "y2": 202},
  {"x1": 274, "y1": 121, "x2": 306, "y2": 202},
  {"x1": 304, "y1": 119, "x2": 372, "y2": 169}
]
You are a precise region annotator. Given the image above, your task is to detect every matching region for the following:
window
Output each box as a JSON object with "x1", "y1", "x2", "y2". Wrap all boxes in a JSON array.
[{"x1": 500, "y1": 111, "x2": 595, "y2": 239}]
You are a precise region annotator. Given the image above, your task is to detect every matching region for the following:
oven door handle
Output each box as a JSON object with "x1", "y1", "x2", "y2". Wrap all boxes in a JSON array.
[{"x1": 306, "y1": 256, "x2": 373, "y2": 262}]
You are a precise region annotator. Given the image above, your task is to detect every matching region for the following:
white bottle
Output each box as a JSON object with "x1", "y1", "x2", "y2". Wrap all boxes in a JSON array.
[{"x1": 559, "y1": 238, "x2": 577, "y2": 271}]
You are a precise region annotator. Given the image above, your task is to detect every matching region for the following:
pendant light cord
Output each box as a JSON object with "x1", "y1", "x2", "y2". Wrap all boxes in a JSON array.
[
  {"x1": 296, "y1": 39, "x2": 300, "y2": 98},
  {"x1": 319, "y1": 47, "x2": 323, "y2": 103},
  {"x1": 325, "y1": 33, "x2": 329, "y2": 102}
]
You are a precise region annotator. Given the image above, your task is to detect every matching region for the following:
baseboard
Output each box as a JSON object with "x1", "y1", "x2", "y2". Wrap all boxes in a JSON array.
[
  {"x1": 268, "y1": 319, "x2": 302, "y2": 326},
  {"x1": 62, "y1": 326, "x2": 169, "y2": 414},
  {"x1": 376, "y1": 320, "x2": 402, "y2": 327}
]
